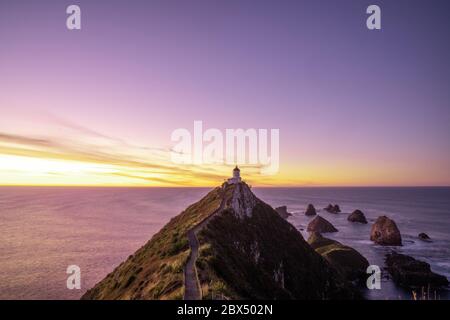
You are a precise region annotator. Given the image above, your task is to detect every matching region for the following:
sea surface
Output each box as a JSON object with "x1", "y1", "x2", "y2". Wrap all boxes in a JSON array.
[{"x1": 0, "y1": 186, "x2": 449, "y2": 300}]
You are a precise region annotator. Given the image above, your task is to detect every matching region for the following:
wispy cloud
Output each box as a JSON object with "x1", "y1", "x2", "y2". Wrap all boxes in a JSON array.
[
  {"x1": 0, "y1": 112, "x2": 297, "y2": 186},
  {"x1": 0, "y1": 117, "x2": 238, "y2": 186},
  {"x1": 0, "y1": 133, "x2": 55, "y2": 148}
]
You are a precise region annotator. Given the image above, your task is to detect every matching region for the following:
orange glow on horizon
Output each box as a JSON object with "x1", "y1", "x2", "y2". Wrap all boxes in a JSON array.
[
  {"x1": 1, "y1": 154, "x2": 449, "y2": 187},
  {"x1": 1, "y1": 126, "x2": 449, "y2": 187}
]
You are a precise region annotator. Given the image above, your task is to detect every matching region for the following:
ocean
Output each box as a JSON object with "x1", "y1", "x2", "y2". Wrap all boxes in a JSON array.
[{"x1": 0, "y1": 186, "x2": 449, "y2": 300}]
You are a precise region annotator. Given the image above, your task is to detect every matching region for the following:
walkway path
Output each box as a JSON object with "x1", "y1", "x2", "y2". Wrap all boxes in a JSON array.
[{"x1": 183, "y1": 190, "x2": 226, "y2": 300}]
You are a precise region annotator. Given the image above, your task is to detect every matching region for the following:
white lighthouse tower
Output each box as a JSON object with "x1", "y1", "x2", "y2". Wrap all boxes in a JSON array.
[{"x1": 227, "y1": 166, "x2": 241, "y2": 184}]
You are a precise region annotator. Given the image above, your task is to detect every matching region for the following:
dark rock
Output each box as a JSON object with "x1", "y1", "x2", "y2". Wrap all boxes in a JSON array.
[
  {"x1": 305, "y1": 204, "x2": 317, "y2": 216},
  {"x1": 308, "y1": 233, "x2": 369, "y2": 281},
  {"x1": 275, "y1": 206, "x2": 292, "y2": 219},
  {"x1": 370, "y1": 216, "x2": 402, "y2": 246},
  {"x1": 418, "y1": 233, "x2": 431, "y2": 242},
  {"x1": 385, "y1": 252, "x2": 449, "y2": 289},
  {"x1": 325, "y1": 204, "x2": 341, "y2": 214},
  {"x1": 307, "y1": 216, "x2": 338, "y2": 233},
  {"x1": 347, "y1": 210, "x2": 368, "y2": 224}
]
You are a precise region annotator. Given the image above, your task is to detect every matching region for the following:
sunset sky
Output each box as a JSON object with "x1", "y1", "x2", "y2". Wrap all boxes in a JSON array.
[{"x1": 0, "y1": 0, "x2": 449, "y2": 187}]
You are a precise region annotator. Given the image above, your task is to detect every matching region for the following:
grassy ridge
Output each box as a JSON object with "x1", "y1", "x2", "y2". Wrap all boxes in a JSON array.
[{"x1": 82, "y1": 182, "x2": 359, "y2": 300}]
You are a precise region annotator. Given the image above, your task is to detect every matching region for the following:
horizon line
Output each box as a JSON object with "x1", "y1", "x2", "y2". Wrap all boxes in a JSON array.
[{"x1": 1, "y1": 184, "x2": 449, "y2": 188}]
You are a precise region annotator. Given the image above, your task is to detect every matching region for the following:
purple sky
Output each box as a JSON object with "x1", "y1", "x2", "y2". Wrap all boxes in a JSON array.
[{"x1": 0, "y1": 0, "x2": 449, "y2": 186}]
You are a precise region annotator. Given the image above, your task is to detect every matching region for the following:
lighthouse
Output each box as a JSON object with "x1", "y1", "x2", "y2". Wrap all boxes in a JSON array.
[{"x1": 227, "y1": 166, "x2": 242, "y2": 184}]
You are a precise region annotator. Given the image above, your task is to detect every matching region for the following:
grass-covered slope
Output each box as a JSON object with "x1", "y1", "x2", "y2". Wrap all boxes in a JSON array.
[{"x1": 81, "y1": 186, "x2": 224, "y2": 300}]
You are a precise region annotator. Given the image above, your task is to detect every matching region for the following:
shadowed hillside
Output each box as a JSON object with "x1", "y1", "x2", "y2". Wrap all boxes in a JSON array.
[{"x1": 196, "y1": 183, "x2": 357, "y2": 299}]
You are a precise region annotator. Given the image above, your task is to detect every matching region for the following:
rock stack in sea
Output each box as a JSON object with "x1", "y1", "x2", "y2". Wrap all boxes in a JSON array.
[
  {"x1": 305, "y1": 204, "x2": 317, "y2": 216},
  {"x1": 325, "y1": 204, "x2": 341, "y2": 214},
  {"x1": 385, "y1": 252, "x2": 449, "y2": 289},
  {"x1": 275, "y1": 206, "x2": 292, "y2": 219},
  {"x1": 347, "y1": 210, "x2": 368, "y2": 224},
  {"x1": 370, "y1": 216, "x2": 402, "y2": 246},
  {"x1": 307, "y1": 215, "x2": 338, "y2": 233},
  {"x1": 418, "y1": 233, "x2": 431, "y2": 242}
]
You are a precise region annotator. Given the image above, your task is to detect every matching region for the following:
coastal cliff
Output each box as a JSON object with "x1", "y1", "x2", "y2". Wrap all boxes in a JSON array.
[{"x1": 82, "y1": 182, "x2": 357, "y2": 300}]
